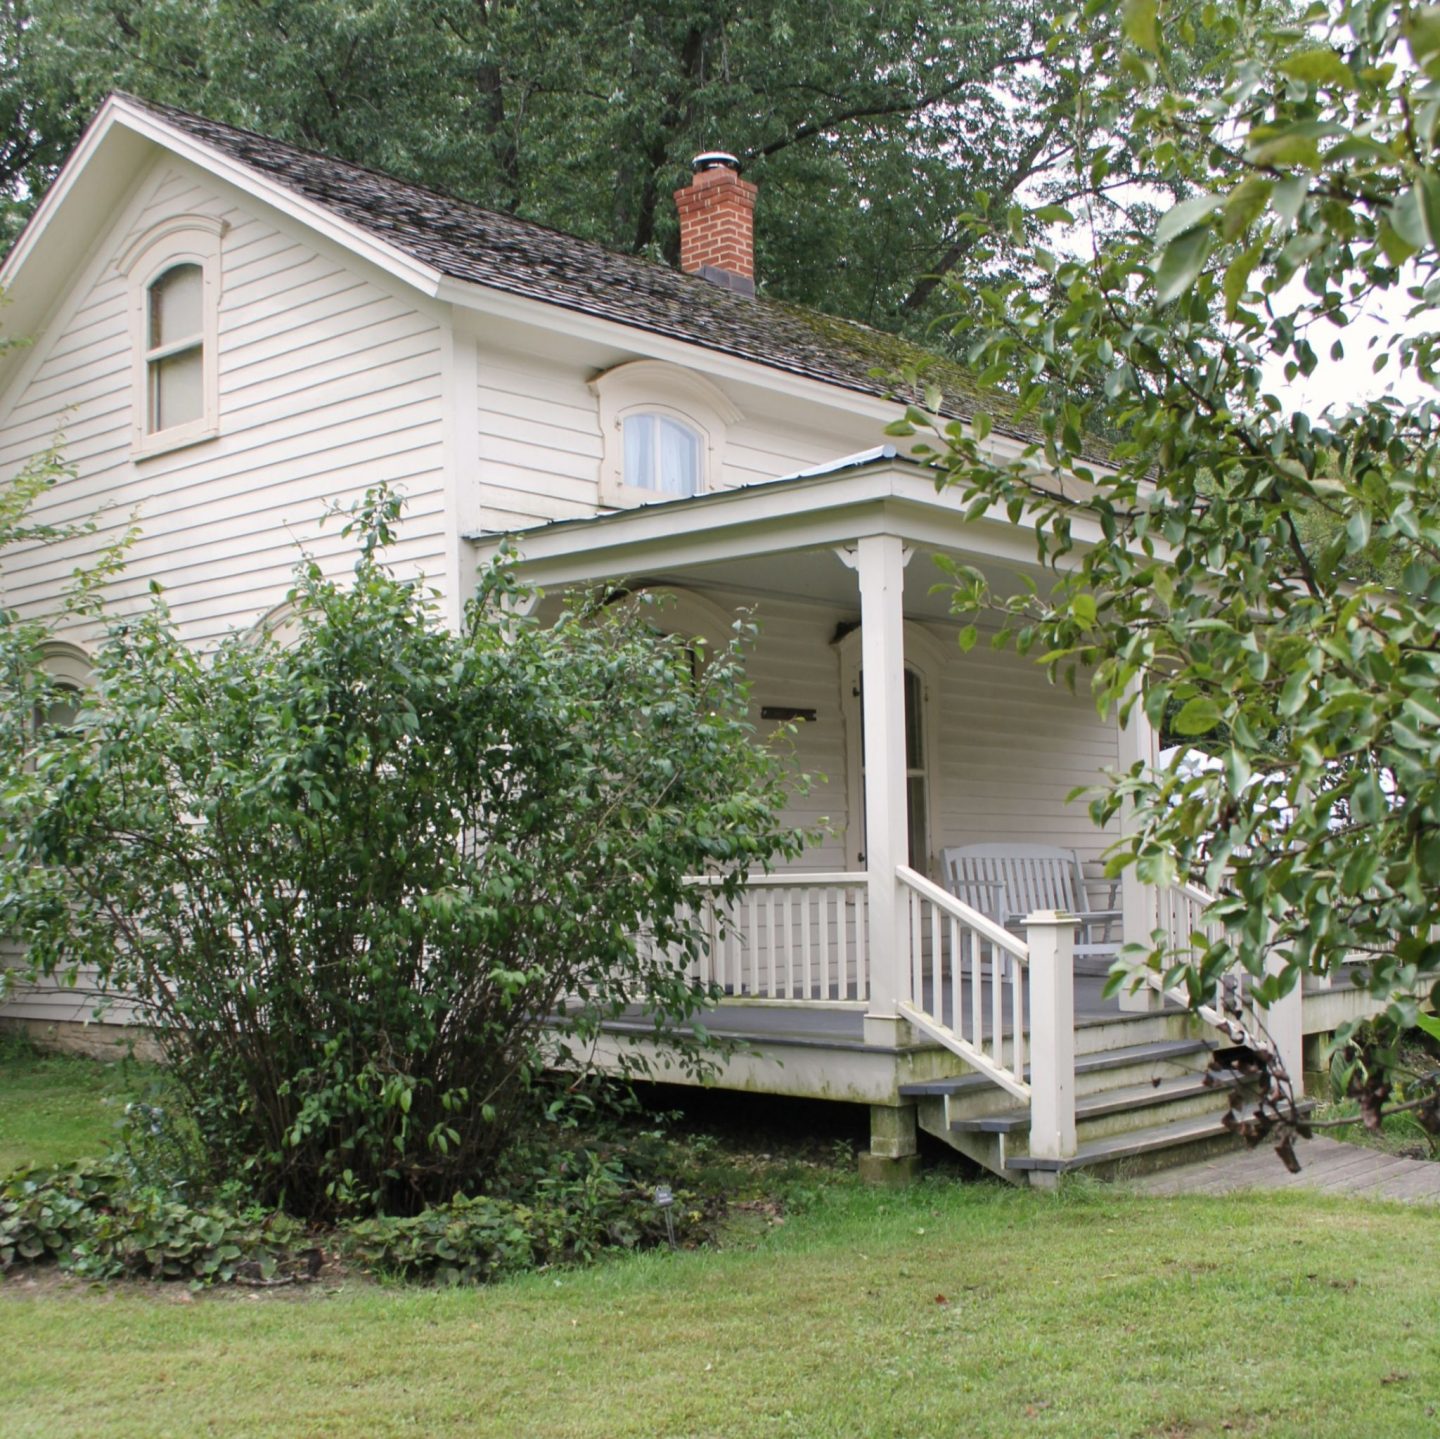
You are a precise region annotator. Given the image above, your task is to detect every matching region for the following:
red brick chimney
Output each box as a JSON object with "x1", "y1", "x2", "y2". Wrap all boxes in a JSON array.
[{"x1": 675, "y1": 152, "x2": 757, "y2": 298}]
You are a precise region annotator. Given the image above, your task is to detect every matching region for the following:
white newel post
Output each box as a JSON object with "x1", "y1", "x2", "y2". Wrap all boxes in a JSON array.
[
  {"x1": 1116, "y1": 688, "x2": 1161, "y2": 1012},
  {"x1": 1026, "y1": 910, "x2": 1077, "y2": 1175},
  {"x1": 1265, "y1": 947, "x2": 1306, "y2": 1100},
  {"x1": 853, "y1": 534, "x2": 910, "y2": 1036}
]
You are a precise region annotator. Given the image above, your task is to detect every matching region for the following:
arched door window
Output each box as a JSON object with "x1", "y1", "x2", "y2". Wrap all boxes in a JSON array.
[{"x1": 852, "y1": 666, "x2": 929, "y2": 870}]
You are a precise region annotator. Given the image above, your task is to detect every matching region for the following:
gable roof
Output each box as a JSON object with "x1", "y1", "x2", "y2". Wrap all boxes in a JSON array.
[{"x1": 106, "y1": 96, "x2": 993, "y2": 419}]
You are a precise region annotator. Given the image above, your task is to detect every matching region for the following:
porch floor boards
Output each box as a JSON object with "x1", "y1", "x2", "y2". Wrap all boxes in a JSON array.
[
  {"x1": 1130, "y1": 1136, "x2": 1440, "y2": 1203},
  {"x1": 619, "y1": 969, "x2": 1159, "y2": 1049}
]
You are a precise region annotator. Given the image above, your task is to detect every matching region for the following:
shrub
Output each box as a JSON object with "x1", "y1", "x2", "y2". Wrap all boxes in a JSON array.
[{"x1": 3, "y1": 489, "x2": 804, "y2": 1218}]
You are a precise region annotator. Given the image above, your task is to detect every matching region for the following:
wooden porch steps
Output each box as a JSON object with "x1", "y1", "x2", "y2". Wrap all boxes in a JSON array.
[
  {"x1": 898, "y1": 1037, "x2": 1213, "y2": 1102},
  {"x1": 903, "y1": 1036, "x2": 1296, "y2": 1185},
  {"x1": 944, "y1": 1071, "x2": 1238, "y2": 1134},
  {"x1": 1005, "y1": 1100, "x2": 1317, "y2": 1177}
]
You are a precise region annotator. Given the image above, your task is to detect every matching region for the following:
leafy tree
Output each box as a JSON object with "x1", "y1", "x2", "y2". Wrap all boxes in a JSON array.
[
  {"x1": 4, "y1": 0, "x2": 1095, "y2": 333},
  {"x1": 895, "y1": 0, "x2": 1440, "y2": 1125},
  {"x1": 1, "y1": 490, "x2": 804, "y2": 1218}
]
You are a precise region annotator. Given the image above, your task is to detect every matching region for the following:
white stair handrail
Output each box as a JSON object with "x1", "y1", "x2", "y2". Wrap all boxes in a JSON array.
[{"x1": 895, "y1": 864, "x2": 1032, "y2": 1101}]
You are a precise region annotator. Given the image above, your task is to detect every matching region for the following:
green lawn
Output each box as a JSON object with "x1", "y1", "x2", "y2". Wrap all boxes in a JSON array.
[
  {"x1": 0, "y1": 1041, "x2": 141, "y2": 1172},
  {"x1": 3, "y1": 1050, "x2": 1438, "y2": 1439}
]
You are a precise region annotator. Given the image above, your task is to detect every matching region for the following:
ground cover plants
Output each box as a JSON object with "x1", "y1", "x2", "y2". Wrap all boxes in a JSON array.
[{"x1": 0, "y1": 1043, "x2": 729, "y2": 1288}]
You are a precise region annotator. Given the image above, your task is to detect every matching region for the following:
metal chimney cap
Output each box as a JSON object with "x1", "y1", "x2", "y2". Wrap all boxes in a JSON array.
[{"x1": 692, "y1": 151, "x2": 741, "y2": 174}]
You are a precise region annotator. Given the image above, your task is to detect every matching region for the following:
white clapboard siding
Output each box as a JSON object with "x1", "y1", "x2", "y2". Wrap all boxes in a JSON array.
[
  {"x1": 936, "y1": 633, "x2": 1118, "y2": 864},
  {"x1": 0, "y1": 165, "x2": 448, "y2": 647},
  {"x1": 475, "y1": 344, "x2": 603, "y2": 529},
  {"x1": 717, "y1": 422, "x2": 840, "y2": 491},
  {"x1": 691, "y1": 588, "x2": 851, "y2": 873},
  {"x1": 470, "y1": 340, "x2": 892, "y2": 533},
  {"x1": 0, "y1": 965, "x2": 146, "y2": 1029}
]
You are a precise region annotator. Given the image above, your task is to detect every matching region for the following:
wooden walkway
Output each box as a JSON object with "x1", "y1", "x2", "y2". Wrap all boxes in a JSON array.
[{"x1": 1132, "y1": 1136, "x2": 1440, "y2": 1203}]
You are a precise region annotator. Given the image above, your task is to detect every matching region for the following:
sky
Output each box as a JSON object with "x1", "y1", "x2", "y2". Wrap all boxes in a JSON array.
[{"x1": 1265, "y1": 277, "x2": 1434, "y2": 417}]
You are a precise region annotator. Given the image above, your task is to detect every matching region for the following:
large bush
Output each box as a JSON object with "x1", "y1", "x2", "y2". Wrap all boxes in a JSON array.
[{"x1": 2, "y1": 490, "x2": 803, "y2": 1218}]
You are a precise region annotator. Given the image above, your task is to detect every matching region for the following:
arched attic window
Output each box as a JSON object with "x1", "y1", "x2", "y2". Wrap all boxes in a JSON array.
[
  {"x1": 590, "y1": 361, "x2": 742, "y2": 508},
  {"x1": 145, "y1": 264, "x2": 205, "y2": 433},
  {"x1": 118, "y1": 214, "x2": 225, "y2": 458}
]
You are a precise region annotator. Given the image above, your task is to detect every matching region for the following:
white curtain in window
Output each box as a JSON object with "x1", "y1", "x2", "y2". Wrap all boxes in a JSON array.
[
  {"x1": 150, "y1": 265, "x2": 203, "y2": 349},
  {"x1": 623, "y1": 414, "x2": 700, "y2": 496}
]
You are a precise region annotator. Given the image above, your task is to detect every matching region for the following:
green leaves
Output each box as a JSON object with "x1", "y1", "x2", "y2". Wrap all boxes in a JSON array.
[
  {"x1": 1404, "y1": 4, "x2": 1440, "y2": 78},
  {"x1": 1156, "y1": 194, "x2": 1223, "y2": 247},
  {"x1": 1171, "y1": 696, "x2": 1223, "y2": 736},
  {"x1": 1122, "y1": 0, "x2": 1159, "y2": 55},
  {"x1": 1277, "y1": 47, "x2": 1354, "y2": 90},
  {"x1": 1154, "y1": 226, "x2": 1214, "y2": 304}
]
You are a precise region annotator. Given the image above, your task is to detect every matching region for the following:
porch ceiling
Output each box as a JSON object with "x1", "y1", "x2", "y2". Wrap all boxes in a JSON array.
[{"x1": 464, "y1": 457, "x2": 1093, "y2": 618}]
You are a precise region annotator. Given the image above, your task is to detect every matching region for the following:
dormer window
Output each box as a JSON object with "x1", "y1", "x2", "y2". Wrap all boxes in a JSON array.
[
  {"x1": 591, "y1": 360, "x2": 741, "y2": 508},
  {"x1": 118, "y1": 214, "x2": 225, "y2": 459},
  {"x1": 623, "y1": 412, "x2": 702, "y2": 496},
  {"x1": 146, "y1": 264, "x2": 205, "y2": 433}
]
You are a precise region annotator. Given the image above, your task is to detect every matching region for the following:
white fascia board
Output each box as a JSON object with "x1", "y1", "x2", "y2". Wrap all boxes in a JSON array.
[
  {"x1": 0, "y1": 99, "x2": 126, "y2": 288},
  {"x1": 469, "y1": 465, "x2": 1096, "y2": 588},
  {"x1": 3, "y1": 97, "x2": 445, "y2": 307},
  {"x1": 107, "y1": 101, "x2": 445, "y2": 297}
]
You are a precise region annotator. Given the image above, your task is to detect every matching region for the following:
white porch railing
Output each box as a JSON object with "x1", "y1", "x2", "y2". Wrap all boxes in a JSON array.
[
  {"x1": 678, "y1": 871, "x2": 870, "y2": 1002},
  {"x1": 1141, "y1": 879, "x2": 1305, "y2": 1092},
  {"x1": 1150, "y1": 879, "x2": 1235, "y2": 1012},
  {"x1": 894, "y1": 865, "x2": 1032, "y2": 1101}
]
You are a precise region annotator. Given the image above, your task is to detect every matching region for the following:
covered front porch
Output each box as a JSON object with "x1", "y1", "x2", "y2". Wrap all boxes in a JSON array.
[{"x1": 475, "y1": 453, "x2": 1350, "y2": 1182}]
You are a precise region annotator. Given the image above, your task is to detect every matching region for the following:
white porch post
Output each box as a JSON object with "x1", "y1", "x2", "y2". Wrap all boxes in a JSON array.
[
  {"x1": 1025, "y1": 909, "x2": 1077, "y2": 1185},
  {"x1": 1116, "y1": 689, "x2": 1161, "y2": 1012},
  {"x1": 852, "y1": 534, "x2": 911, "y2": 1042}
]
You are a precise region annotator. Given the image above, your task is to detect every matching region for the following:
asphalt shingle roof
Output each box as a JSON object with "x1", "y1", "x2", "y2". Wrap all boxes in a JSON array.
[{"x1": 132, "y1": 96, "x2": 990, "y2": 417}]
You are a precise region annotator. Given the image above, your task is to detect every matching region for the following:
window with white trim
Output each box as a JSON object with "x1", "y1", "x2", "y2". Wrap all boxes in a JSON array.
[
  {"x1": 145, "y1": 263, "x2": 206, "y2": 433},
  {"x1": 590, "y1": 360, "x2": 740, "y2": 507},
  {"x1": 118, "y1": 215, "x2": 224, "y2": 458}
]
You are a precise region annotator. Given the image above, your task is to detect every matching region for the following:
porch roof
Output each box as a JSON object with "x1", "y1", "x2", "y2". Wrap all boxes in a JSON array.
[{"x1": 464, "y1": 453, "x2": 1105, "y2": 600}]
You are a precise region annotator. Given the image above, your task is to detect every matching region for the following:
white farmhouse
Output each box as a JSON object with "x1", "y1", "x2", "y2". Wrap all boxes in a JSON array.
[{"x1": 0, "y1": 96, "x2": 1369, "y2": 1181}]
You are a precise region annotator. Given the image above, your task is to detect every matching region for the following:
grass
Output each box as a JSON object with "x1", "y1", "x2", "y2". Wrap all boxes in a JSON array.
[
  {"x1": 4, "y1": 1053, "x2": 1440, "y2": 1438},
  {"x1": 0, "y1": 1036, "x2": 144, "y2": 1172},
  {"x1": 1311, "y1": 1100, "x2": 1437, "y2": 1160}
]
